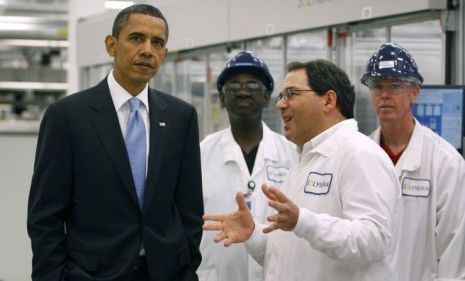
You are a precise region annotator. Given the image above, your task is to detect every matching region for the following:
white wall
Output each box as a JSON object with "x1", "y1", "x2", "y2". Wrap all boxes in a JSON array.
[
  {"x1": 74, "y1": 0, "x2": 447, "y2": 70},
  {"x1": 68, "y1": 0, "x2": 106, "y2": 93},
  {"x1": 0, "y1": 134, "x2": 37, "y2": 281}
]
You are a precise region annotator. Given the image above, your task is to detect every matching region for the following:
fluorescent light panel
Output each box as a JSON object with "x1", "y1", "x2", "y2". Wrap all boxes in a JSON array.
[{"x1": 105, "y1": 1, "x2": 134, "y2": 10}]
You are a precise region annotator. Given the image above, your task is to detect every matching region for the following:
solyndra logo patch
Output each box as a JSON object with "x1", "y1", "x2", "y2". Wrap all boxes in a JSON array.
[
  {"x1": 304, "y1": 172, "x2": 332, "y2": 195},
  {"x1": 402, "y1": 177, "x2": 431, "y2": 197}
]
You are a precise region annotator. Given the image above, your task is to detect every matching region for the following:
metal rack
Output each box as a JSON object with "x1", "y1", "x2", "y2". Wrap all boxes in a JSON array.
[{"x1": 0, "y1": 0, "x2": 68, "y2": 130}]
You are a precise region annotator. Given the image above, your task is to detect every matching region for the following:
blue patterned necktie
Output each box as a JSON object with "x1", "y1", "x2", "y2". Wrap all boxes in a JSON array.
[{"x1": 125, "y1": 97, "x2": 147, "y2": 209}]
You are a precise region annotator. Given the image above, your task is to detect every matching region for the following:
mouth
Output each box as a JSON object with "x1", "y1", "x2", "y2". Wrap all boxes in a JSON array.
[
  {"x1": 234, "y1": 98, "x2": 254, "y2": 107},
  {"x1": 281, "y1": 115, "x2": 293, "y2": 133},
  {"x1": 379, "y1": 104, "x2": 394, "y2": 109},
  {"x1": 281, "y1": 114, "x2": 292, "y2": 124},
  {"x1": 134, "y1": 62, "x2": 154, "y2": 70}
]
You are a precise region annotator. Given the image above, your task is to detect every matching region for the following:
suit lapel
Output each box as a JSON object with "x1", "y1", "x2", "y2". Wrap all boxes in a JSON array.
[
  {"x1": 89, "y1": 79, "x2": 140, "y2": 208},
  {"x1": 144, "y1": 88, "x2": 169, "y2": 211}
]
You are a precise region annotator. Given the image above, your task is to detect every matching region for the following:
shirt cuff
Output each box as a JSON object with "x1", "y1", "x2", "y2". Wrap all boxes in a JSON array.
[
  {"x1": 244, "y1": 221, "x2": 266, "y2": 250},
  {"x1": 293, "y1": 207, "x2": 318, "y2": 240}
]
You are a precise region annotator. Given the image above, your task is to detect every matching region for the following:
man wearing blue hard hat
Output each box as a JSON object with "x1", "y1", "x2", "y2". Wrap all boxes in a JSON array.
[
  {"x1": 197, "y1": 51, "x2": 297, "y2": 281},
  {"x1": 362, "y1": 42, "x2": 465, "y2": 281}
]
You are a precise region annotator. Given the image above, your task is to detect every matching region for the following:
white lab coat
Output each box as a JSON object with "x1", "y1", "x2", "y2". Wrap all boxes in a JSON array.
[
  {"x1": 244, "y1": 119, "x2": 401, "y2": 281},
  {"x1": 371, "y1": 119, "x2": 465, "y2": 281},
  {"x1": 198, "y1": 122, "x2": 297, "y2": 281}
]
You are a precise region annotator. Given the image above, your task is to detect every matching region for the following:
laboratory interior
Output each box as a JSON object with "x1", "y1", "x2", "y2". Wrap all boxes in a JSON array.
[{"x1": 0, "y1": 0, "x2": 464, "y2": 280}]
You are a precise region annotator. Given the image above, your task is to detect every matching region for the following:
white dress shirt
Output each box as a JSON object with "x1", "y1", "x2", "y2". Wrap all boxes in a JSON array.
[
  {"x1": 245, "y1": 119, "x2": 401, "y2": 281},
  {"x1": 107, "y1": 70, "x2": 150, "y2": 168}
]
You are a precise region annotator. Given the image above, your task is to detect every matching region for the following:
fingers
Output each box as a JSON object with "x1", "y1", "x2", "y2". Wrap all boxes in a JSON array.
[
  {"x1": 202, "y1": 213, "x2": 227, "y2": 222},
  {"x1": 202, "y1": 222, "x2": 223, "y2": 231},
  {"x1": 213, "y1": 232, "x2": 236, "y2": 247},
  {"x1": 261, "y1": 184, "x2": 278, "y2": 201},
  {"x1": 262, "y1": 184, "x2": 289, "y2": 203},
  {"x1": 236, "y1": 192, "x2": 249, "y2": 211},
  {"x1": 213, "y1": 232, "x2": 227, "y2": 243},
  {"x1": 202, "y1": 213, "x2": 226, "y2": 232},
  {"x1": 263, "y1": 223, "x2": 278, "y2": 234},
  {"x1": 268, "y1": 199, "x2": 286, "y2": 212},
  {"x1": 224, "y1": 237, "x2": 235, "y2": 247}
]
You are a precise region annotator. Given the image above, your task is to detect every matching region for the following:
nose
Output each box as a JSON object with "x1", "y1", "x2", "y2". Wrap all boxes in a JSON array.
[
  {"x1": 236, "y1": 88, "x2": 252, "y2": 96},
  {"x1": 378, "y1": 88, "x2": 391, "y2": 98},
  {"x1": 140, "y1": 40, "x2": 153, "y2": 56},
  {"x1": 275, "y1": 98, "x2": 287, "y2": 110}
]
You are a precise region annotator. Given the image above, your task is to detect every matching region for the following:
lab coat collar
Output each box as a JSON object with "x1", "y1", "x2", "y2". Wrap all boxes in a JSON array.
[
  {"x1": 221, "y1": 121, "x2": 280, "y2": 165},
  {"x1": 395, "y1": 118, "x2": 423, "y2": 172},
  {"x1": 371, "y1": 118, "x2": 422, "y2": 172},
  {"x1": 301, "y1": 119, "x2": 358, "y2": 158}
]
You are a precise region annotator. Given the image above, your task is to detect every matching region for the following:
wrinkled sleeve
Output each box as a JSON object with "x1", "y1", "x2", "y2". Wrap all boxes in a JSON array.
[{"x1": 244, "y1": 223, "x2": 268, "y2": 266}]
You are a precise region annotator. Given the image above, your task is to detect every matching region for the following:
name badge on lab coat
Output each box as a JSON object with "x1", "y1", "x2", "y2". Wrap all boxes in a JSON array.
[
  {"x1": 304, "y1": 172, "x2": 332, "y2": 195},
  {"x1": 402, "y1": 177, "x2": 431, "y2": 197},
  {"x1": 266, "y1": 165, "x2": 289, "y2": 183}
]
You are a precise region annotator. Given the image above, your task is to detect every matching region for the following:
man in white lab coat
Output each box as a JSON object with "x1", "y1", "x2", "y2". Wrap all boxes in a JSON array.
[
  {"x1": 203, "y1": 59, "x2": 401, "y2": 281},
  {"x1": 362, "y1": 42, "x2": 465, "y2": 281},
  {"x1": 197, "y1": 51, "x2": 297, "y2": 281}
]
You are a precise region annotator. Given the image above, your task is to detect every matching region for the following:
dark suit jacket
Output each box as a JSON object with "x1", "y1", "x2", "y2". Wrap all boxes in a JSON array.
[{"x1": 27, "y1": 78, "x2": 204, "y2": 281}]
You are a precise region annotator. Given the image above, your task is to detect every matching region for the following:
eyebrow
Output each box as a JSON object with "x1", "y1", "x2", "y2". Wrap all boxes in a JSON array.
[
  {"x1": 127, "y1": 31, "x2": 144, "y2": 37},
  {"x1": 127, "y1": 32, "x2": 166, "y2": 42}
]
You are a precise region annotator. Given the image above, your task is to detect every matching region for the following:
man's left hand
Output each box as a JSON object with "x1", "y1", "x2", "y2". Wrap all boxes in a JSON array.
[{"x1": 262, "y1": 184, "x2": 299, "y2": 233}]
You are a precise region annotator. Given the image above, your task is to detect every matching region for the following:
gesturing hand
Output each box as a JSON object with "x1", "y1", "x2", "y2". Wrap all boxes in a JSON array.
[
  {"x1": 202, "y1": 192, "x2": 255, "y2": 247},
  {"x1": 262, "y1": 184, "x2": 300, "y2": 233}
]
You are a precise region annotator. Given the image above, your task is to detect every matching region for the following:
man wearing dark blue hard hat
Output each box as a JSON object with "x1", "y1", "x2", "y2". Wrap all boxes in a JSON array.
[
  {"x1": 197, "y1": 51, "x2": 297, "y2": 281},
  {"x1": 363, "y1": 42, "x2": 465, "y2": 281}
]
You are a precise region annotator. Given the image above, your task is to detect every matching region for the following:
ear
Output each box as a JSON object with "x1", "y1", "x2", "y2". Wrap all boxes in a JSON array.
[
  {"x1": 160, "y1": 47, "x2": 168, "y2": 63},
  {"x1": 219, "y1": 91, "x2": 226, "y2": 108},
  {"x1": 409, "y1": 84, "x2": 420, "y2": 103},
  {"x1": 263, "y1": 91, "x2": 271, "y2": 108},
  {"x1": 105, "y1": 35, "x2": 116, "y2": 57},
  {"x1": 322, "y1": 90, "x2": 338, "y2": 113}
]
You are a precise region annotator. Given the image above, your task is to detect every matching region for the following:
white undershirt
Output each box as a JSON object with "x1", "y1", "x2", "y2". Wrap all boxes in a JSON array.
[{"x1": 107, "y1": 70, "x2": 150, "y2": 171}]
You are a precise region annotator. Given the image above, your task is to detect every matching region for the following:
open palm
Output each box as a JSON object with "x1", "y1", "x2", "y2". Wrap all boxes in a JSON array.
[{"x1": 202, "y1": 192, "x2": 255, "y2": 247}]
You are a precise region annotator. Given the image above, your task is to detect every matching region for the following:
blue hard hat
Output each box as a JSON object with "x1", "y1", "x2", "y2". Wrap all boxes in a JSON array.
[
  {"x1": 361, "y1": 42, "x2": 424, "y2": 86},
  {"x1": 217, "y1": 51, "x2": 274, "y2": 92}
]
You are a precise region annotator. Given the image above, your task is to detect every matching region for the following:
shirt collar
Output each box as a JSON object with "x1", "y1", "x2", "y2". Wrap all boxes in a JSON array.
[
  {"x1": 301, "y1": 119, "x2": 358, "y2": 157},
  {"x1": 107, "y1": 70, "x2": 149, "y2": 112}
]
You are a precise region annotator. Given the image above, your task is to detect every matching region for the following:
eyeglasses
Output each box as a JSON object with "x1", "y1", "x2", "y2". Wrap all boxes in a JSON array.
[
  {"x1": 369, "y1": 81, "x2": 414, "y2": 96},
  {"x1": 222, "y1": 82, "x2": 266, "y2": 95},
  {"x1": 276, "y1": 88, "x2": 316, "y2": 102}
]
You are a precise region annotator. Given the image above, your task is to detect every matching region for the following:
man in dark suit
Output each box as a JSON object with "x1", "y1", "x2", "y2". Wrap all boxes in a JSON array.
[{"x1": 27, "y1": 4, "x2": 203, "y2": 281}]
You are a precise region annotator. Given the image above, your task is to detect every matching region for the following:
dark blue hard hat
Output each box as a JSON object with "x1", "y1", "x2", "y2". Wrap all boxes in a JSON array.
[
  {"x1": 217, "y1": 51, "x2": 274, "y2": 92},
  {"x1": 361, "y1": 42, "x2": 424, "y2": 86}
]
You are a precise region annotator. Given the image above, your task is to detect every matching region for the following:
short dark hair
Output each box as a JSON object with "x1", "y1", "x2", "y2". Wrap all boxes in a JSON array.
[
  {"x1": 112, "y1": 4, "x2": 169, "y2": 41},
  {"x1": 287, "y1": 59, "x2": 355, "y2": 119}
]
